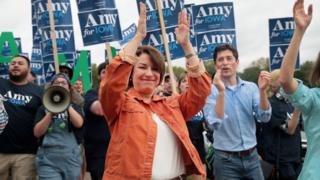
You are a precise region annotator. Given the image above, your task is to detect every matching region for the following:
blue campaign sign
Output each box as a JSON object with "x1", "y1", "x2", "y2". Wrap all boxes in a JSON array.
[
  {"x1": 30, "y1": 61, "x2": 46, "y2": 85},
  {"x1": 31, "y1": 46, "x2": 42, "y2": 61},
  {"x1": 269, "y1": 17, "x2": 295, "y2": 45},
  {"x1": 42, "y1": 52, "x2": 75, "y2": 64},
  {"x1": 43, "y1": 53, "x2": 75, "y2": 82},
  {"x1": 142, "y1": 26, "x2": 194, "y2": 60},
  {"x1": 137, "y1": 0, "x2": 184, "y2": 31},
  {"x1": 185, "y1": 4, "x2": 195, "y2": 26},
  {"x1": 196, "y1": 30, "x2": 237, "y2": 60},
  {"x1": 40, "y1": 25, "x2": 75, "y2": 56},
  {"x1": 35, "y1": 0, "x2": 73, "y2": 27},
  {"x1": 76, "y1": 0, "x2": 116, "y2": 12},
  {"x1": 1, "y1": 38, "x2": 22, "y2": 56},
  {"x1": 0, "y1": 63, "x2": 9, "y2": 77},
  {"x1": 15, "y1": 38, "x2": 22, "y2": 53},
  {"x1": 30, "y1": 61, "x2": 43, "y2": 75},
  {"x1": 32, "y1": 26, "x2": 42, "y2": 48},
  {"x1": 78, "y1": 8, "x2": 122, "y2": 46},
  {"x1": 32, "y1": 0, "x2": 37, "y2": 25},
  {"x1": 192, "y1": 2, "x2": 235, "y2": 33},
  {"x1": 43, "y1": 62, "x2": 55, "y2": 82},
  {"x1": 120, "y1": 23, "x2": 137, "y2": 46},
  {"x1": 269, "y1": 44, "x2": 300, "y2": 71}
]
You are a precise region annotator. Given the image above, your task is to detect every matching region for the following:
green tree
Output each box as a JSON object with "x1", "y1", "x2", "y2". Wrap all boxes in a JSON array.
[
  {"x1": 239, "y1": 57, "x2": 269, "y2": 84},
  {"x1": 239, "y1": 66, "x2": 261, "y2": 84},
  {"x1": 204, "y1": 60, "x2": 216, "y2": 77},
  {"x1": 172, "y1": 66, "x2": 186, "y2": 79},
  {"x1": 294, "y1": 61, "x2": 314, "y2": 87}
]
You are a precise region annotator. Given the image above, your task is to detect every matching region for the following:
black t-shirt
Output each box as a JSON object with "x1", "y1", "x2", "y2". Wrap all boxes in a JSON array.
[
  {"x1": 259, "y1": 95, "x2": 301, "y2": 163},
  {"x1": 0, "y1": 78, "x2": 43, "y2": 154},
  {"x1": 84, "y1": 88, "x2": 110, "y2": 158}
]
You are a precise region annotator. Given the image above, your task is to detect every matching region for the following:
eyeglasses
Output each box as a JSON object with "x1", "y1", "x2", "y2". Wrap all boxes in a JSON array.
[{"x1": 52, "y1": 81, "x2": 68, "y2": 86}]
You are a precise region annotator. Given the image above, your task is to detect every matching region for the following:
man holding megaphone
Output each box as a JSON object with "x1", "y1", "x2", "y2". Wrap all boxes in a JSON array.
[{"x1": 33, "y1": 73, "x2": 84, "y2": 180}]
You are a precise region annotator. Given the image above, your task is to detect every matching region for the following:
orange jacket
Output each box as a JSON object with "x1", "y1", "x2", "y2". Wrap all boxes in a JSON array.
[{"x1": 100, "y1": 55, "x2": 211, "y2": 180}]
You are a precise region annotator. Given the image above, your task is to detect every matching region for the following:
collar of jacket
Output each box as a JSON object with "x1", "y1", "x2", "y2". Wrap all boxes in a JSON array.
[{"x1": 127, "y1": 88, "x2": 166, "y2": 102}]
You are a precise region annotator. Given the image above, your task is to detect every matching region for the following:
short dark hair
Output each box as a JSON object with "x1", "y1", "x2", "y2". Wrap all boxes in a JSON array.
[
  {"x1": 13, "y1": 54, "x2": 30, "y2": 67},
  {"x1": 97, "y1": 62, "x2": 107, "y2": 76},
  {"x1": 135, "y1": 45, "x2": 165, "y2": 83},
  {"x1": 213, "y1": 44, "x2": 238, "y2": 62}
]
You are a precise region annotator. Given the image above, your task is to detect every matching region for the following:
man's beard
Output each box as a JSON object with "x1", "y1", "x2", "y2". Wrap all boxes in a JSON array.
[{"x1": 9, "y1": 70, "x2": 28, "y2": 83}]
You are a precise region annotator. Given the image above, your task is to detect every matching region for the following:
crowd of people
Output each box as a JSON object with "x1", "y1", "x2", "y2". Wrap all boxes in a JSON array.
[{"x1": 0, "y1": 0, "x2": 319, "y2": 179}]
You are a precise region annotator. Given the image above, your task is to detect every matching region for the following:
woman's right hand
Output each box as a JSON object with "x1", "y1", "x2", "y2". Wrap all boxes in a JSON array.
[
  {"x1": 293, "y1": 0, "x2": 313, "y2": 32},
  {"x1": 136, "y1": 2, "x2": 147, "y2": 41}
]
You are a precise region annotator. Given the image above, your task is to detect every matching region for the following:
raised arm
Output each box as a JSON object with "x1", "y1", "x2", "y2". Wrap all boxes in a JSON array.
[
  {"x1": 99, "y1": 3, "x2": 147, "y2": 125},
  {"x1": 279, "y1": 0, "x2": 313, "y2": 94},
  {"x1": 175, "y1": 10, "x2": 211, "y2": 120}
]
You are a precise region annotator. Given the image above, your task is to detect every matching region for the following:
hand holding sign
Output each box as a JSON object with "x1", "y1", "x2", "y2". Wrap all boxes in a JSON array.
[
  {"x1": 175, "y1": 10, "x2": 191, "y2": 48},
  {"x1": 293, "y1": 0, "x2": 313, "y2": 32}
]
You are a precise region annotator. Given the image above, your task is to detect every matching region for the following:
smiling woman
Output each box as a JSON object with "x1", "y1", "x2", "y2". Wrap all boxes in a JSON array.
[{"x1": 99, "y1": 2, "x2": 211, "y2": 180}]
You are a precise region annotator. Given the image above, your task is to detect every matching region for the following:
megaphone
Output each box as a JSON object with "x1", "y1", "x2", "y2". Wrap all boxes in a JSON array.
[{"x1": 42, "y1": 85, "x2": 71, "y2": 113}]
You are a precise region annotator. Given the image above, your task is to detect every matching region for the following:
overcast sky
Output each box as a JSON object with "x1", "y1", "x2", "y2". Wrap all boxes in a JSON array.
[{"x1": 0, "y1": 0, "x2": 319, "y2": 71}]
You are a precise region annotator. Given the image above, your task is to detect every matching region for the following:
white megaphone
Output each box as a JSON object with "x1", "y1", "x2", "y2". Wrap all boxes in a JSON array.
[{"x1": 42, "y1": 85, "x2": 71, "y2": 113}]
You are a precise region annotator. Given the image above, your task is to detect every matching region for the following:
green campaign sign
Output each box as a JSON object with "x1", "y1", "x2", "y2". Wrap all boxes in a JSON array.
[
  {"x1": 71, "y1": 50, "x2": 91, "y2": 93},
  {"x1": 0, "y1": 32, "x2": 19, "y2": 63}
]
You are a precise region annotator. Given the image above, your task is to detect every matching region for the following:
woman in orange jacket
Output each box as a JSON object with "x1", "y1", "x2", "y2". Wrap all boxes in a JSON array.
[{"x1": 99, "y1": 3, "x2": 211, "y2": 179}]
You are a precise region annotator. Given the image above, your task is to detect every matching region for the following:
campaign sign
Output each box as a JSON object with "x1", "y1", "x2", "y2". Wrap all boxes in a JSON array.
[
  {"x1": 31, "y1": 46, "x2": 42, "y2": 61},
  {"x1": 269, "y1": 17, "x2": 295, "y2": 45},
  {"x1": 35, "y1": 0, "x2": 73, "y2": 27},
  {"x1": 137, "y1": 0, "x2": 184, "y2": 31},
  {"x1": 192, "y1": 2, "x2": 235, "y2": 33},
  {"x1": 269, "y1": 44, "x2": 299, "y2": 71},
  {"x1": 73, "y1": 50, "x2": 92, "y2": 92},
  {"x1": 30, "y1": 61, "x2": 46, "y2": 85},
  {"x1": 40, "y1": 25, "x2": 75, "y2": 56},
  {"x1": 78, "y1": 8, "x2": 122, "y2": 46},
  {"x1": 42, "y1": 52, "x2": 75, "y2": 64},
  {"x1": 0, "y1": 63, "x2": 9, "y2": 77},
  {"x1": 185, "y1": 4, "x2": 195, "y2": 26},
  {"x1": 43, "y1": 53, "x2": 75, "y2": 82},
  {"x1": 32, "y1": 25, "x2": 42, "y2": 47},
  {"x1": 1, "y1": 38, "x2": 21, "y2": 56},
  {"x1": 30, "y1": 61, "x2": 43, "y2": 76},
  {"x1": 32, "y1": 0, "x2": 37, "y2": 25},
  {"x1": 142, "y1": 26, "x2": 195, "y2": 60},
  {"x1": 120, "y1": 23, "x2": 137, "y2": 46},
  {"x1": 76, "y1": 0, "x2": 116, "y2": 12},
  {"x1": 0, "y1": 36, "x2": 22, "y2": 76},
  {"x1": 196, "y1": 30, "x2": 237, "y2": 60},
  {"x1": 76, "y1": 50, "x2": 91, "y2": 67}
]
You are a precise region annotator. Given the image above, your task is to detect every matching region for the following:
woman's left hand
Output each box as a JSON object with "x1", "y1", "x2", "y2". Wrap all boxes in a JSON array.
[{"x1": 175, "y1": 10, "x2": 191, "y2": 47}]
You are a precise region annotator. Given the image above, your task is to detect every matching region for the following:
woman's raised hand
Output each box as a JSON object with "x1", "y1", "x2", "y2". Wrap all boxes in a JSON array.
[
  {"x1": 136, "y1": 2, "x2": 147, "y2": 41},
  {"x1": 175, "y1": 10, "x2": 191, "y2": 47}
]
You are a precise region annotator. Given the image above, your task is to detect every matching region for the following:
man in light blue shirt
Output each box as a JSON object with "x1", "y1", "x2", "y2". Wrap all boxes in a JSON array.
[{"x1": 203, "y1": 44, "x2": 272, "y2": 179}]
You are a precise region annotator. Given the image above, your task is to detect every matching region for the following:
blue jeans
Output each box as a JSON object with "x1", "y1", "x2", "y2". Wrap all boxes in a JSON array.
[
  {"x1": 213, "y1": 149, "x2": 264, "y2": 180},
  {"x1": 35, "y1": 146, "x2": 82, "y2": 180}
]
